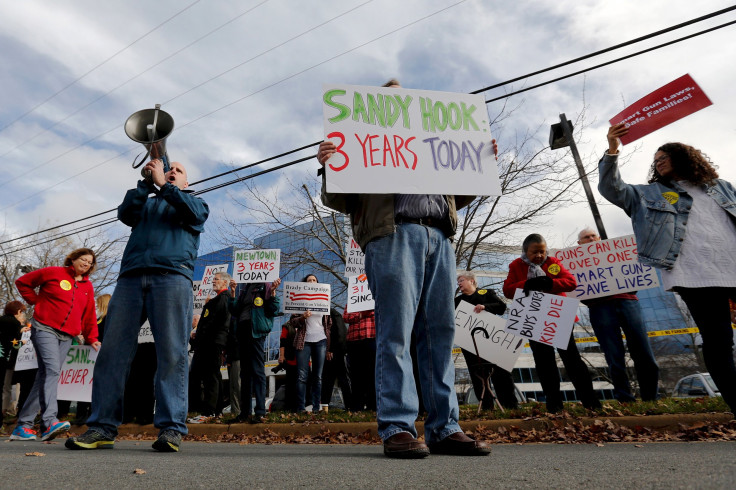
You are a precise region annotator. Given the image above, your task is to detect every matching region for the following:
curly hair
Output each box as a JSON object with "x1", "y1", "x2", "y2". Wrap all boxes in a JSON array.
[
  {"x1": 63, "y1": 247, "x2": 97, "y2": 275},
  {"x1": 647, "y1": 143, "x2": 719, "y2": 185}
]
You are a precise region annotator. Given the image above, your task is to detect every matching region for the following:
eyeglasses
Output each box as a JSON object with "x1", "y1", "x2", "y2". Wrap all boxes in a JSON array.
[{"x1": 653, "y1": 155, "x2": 669, "y2": 165}]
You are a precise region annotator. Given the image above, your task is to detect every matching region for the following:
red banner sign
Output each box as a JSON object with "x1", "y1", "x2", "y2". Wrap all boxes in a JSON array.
[{"x1": 609, "y1": 74, "x2": 712, "y2": 145}]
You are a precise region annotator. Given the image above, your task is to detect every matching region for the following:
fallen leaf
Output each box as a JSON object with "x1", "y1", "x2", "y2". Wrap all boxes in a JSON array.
[
  {"x1": 25, "y1": 452, "x2": 45, "y2": 457},
  {"x1": 133, "y1": 469, "x2": 146, "y2": 475}
]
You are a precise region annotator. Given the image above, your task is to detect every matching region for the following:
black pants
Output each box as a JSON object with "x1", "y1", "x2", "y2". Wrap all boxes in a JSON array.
[
  {"x1": 190, "y1": 342, "x2": 223, "y2": 416},
  {"x1": 347, "y1": 339, "x2": 376, "y2": 411},
  {"x1": 462, "y1": 349, "x2": 518, "y2": 409},
  {"x1": 530, "y1": 333, "x2": 601, "y2": 412},
  {"x1": 676, "y1": 287, "x2": 736, "y2": 413},
  {"x1": 321, "y1": 352, "x2": 352, "y2": 407},
  {"x1": 123, "y1": 343, "x2": 156, "y2": 424}
]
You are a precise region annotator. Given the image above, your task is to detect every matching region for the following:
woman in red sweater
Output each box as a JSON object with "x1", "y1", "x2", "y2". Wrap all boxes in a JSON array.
[
  {"x1": 10, "y1": 248, "x2": 100, "y2": 442},
  {"x1": 503, "y1": 234, "x2": 601, "y2": 413}
]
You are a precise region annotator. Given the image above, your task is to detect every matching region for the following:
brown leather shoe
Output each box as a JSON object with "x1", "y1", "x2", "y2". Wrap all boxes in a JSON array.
[
  {"x1": 428, "y1": 432, "x2": 491, "y2": 456},
  {"x1": 383, "y1": 432, "x2": 430, "y2": 459}
]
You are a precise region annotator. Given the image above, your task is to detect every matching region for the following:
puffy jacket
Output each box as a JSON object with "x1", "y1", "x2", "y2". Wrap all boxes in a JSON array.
[
  {"x1": 502, "y1": 256, "x2": 576, "y2": 300},
  {"x1": 598, "y1": 153, "x2": 736, "y2": 270},
  {"x1": 320, "y1": 170, "x2": 474, "y2": 251},
  {"x1": 229, "y1": 283, "x2": 282, "y2": 339},
  {"x1": 118, "y1": 180, "x2": 209, "y2": 280},
  {"x1": 16, "y1": 266, "x2": 98, "y2": 342}
]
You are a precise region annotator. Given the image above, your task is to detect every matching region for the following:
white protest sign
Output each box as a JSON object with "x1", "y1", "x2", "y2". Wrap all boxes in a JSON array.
[
  {"x1": 345, "y1": 238, "x2": 365, "y2": 277},
  {"x1": 551, "y1": 235, "x2": 660, "y2": 300},
  {"x1": 283, "y1": 282, "x2": 331, "y2": 314},
  {"x1": 346, "y1": 274, "x2": 374, "y2": 313},
  {"x1": 233, "y1": 249, "x2": 280, "y2": 283},
  {"x1": 14, "y1": 330, "x2": 37, "y2": 371},
  {"x1": 199, "y1": 264, "x2": 228, "y2": 303},
  {"x1": 505, "y1": 290, "x2": 578, "y2": 350},
  {"x1": 322, "y1": 84, "x2": 501, "y2": 196},
  {"x1": 193, "y1": 280, "x2": 205, "y2": 315},
  {"x1": 57, "y1": 345, "x2": 98, "y2": 402},
  {"x1": 454, "y1": 301, "x2": 524, "y2": 372},
  {"x1": 138, "y1": 320, "x2": 154, "y2": 344}
]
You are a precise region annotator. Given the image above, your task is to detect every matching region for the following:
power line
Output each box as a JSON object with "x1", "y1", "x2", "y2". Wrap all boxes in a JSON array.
[
  {"x1": 0, "y1": 0, "x2": 203, "y2": 134},
  {"x1": 483, "y1": 18, "x2": 736, "y2": 104},
  {"x1": 0, "y1": 0, "x2": 272, "y2": 185},
  {"x1": 3, "y1": 7, "x2": 735, "y2": 253},
  {"x1": 0, "y1": 0, "x2": 466, "y2": 209}
]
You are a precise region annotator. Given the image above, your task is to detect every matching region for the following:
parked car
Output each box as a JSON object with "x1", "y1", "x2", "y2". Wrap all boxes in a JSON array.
[{"x1": 672, "y1": 373, "x2": 721, "y2": 398}]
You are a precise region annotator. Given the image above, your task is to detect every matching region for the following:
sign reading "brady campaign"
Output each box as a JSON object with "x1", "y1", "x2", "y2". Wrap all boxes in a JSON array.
[{"x1": 283, "y1": 281, "x2": 331, "y2": 314}]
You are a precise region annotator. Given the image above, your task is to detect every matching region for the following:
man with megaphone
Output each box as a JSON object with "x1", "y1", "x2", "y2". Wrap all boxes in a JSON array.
[{"x1": 66, "y1": 156, "x2": 209, "y2": 453}]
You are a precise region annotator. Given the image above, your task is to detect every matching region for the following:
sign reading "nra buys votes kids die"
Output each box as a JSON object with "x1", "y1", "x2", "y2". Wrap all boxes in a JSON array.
[
  {"x1": 552, "y1": 235, "x2": 659, "y2": 300},
  {"x1": 322, "y1": 84, "x2": 502, "y2": 196}
]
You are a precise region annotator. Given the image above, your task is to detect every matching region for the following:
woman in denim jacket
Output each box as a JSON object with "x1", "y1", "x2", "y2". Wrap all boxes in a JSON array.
[{"x1": 599, "y1": 123, "x2": 736, "y2": 414}]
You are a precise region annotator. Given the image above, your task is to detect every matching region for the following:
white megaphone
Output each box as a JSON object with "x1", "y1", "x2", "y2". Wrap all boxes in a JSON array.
[{"x1": 124, "y1": 104, "x2": 174, "y2": 178}]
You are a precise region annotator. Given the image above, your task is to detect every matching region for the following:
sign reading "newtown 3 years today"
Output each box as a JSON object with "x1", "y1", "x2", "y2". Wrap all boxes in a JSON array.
[{"x1": 322, "y1": 84, "x2": 501, "y2": 196}]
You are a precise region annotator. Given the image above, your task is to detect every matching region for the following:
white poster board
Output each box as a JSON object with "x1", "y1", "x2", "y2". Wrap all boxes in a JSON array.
[
  {"x1": 193, "y1": 280, "x2": 205, "y2": 315},
  {"x1": 14, "y1": 330, "x2": 37, "y2": 371},
  {"x1": 322, "y1": 84, "x2": 501, "y2": 196},
  {"x1": 283, "y1": 282, "x2": 331, "y2": 314},
  {"x1": 454, "y1": 301, "x2": 524, "y2": 372},
  {"x1": 138, "y1": 320, "x2": 154, "y2": 344},
  {"x1": 505, "y1": 290, "x2": 578, "y2": 350},
  {"x1": 57, "y1": 345, "x2": 98, "y2": 402},
  {"x1": 346, "y1": 274, "x2": 374, "y2": 313},
  {"x1": 551, "y1": 235, "x2": 660, "y2": 300},
  {"x1": 345, "y1": 238, "x2": 365, "y2": 277},
  {"x1": 199, "y1": 264, "x2": 228, "y2": 302},
  {"x1": 233, "y1": 249, "x2": 280, "y2": 283}
]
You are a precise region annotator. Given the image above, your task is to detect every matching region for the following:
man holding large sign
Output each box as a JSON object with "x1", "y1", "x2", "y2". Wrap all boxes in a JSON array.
[
  {"x1": 318, "y1": 79, "x2": 495, "y2": 458},
  {"x1": 575, "y1": 228, "x2": 659, "y2": 402}
]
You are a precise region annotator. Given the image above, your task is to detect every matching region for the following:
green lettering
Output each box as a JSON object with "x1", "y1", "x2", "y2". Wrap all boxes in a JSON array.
[
  {"x1": 461, "y1": 102, "x2": 480, "y2": 131},
  {"x1": 367, "y1": 94, "x2": 386, "y2": 128},
  {"x1": 433, "y1": 101, "x2": 448, "y2": 131},
  {"x1": 395, "y1": 95, "x2": 413, "y2": 129},
  {"x1": 448, "y1": 102, "x2": 462, "y2": 130},
  {"x1": 353, "y1": 92, "x2": 369, "y2": 123},
  {"x1": 323, "y1": 89, "x2": 350, "y2": 124},
  {"x1": 385, "y1": 96, "x2": 401, "y2": 128},
  {"x1": 420, "y1": 97, "x2": 434, "y2": 132}
]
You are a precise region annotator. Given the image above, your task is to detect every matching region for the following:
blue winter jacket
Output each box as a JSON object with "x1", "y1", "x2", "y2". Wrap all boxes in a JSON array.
[
  {"x1": 118, "y1": 180, "x2": 209, "y2": 280},
  {"x1": 598, "y1": 153, "x2": 736, "y2": 270}
]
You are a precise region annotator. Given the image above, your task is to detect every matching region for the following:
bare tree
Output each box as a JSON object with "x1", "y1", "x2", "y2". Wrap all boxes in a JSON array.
[
  {"x1": 215, "y1": 178, "x2": 349, "y2": 303},
  {"x1": 0, "y1": 224, "x2": 126, "y2": 309}
]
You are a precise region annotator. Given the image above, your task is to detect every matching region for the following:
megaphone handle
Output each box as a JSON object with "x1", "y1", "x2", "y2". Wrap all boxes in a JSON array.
[{"x1": 161, "y1": 154, "x2": 170, "y2": 173}]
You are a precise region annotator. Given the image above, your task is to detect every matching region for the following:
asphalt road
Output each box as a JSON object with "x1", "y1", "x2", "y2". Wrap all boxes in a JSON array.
[{"x1": 1, "y1": 439, "x2": 734, "y2": 488}]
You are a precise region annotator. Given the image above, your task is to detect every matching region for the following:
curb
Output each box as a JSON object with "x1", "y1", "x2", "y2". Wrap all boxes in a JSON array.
[{"x1": 101, "y1": 412, "x2": 733, "y2": 439}]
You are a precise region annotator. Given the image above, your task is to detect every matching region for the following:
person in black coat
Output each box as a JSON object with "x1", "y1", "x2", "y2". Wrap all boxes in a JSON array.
[
  {"x1": 189, "y1": 273, "x2": 232, "y2": 416},
  {"x1": 455, "y1": 271, "x2": 518, "y2": 410},
  {"x1": 321, "y1": 308, "x2": 352, "y2": 407},
  {"x1": 0, "y1": 301, "x2": 27, "y2": 417}
]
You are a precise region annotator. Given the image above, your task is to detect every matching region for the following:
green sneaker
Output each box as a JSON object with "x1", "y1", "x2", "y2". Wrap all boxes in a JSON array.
[
  {"x1": 65, "y1": 430, "x2": 114, "y2": 450},
  {"x1": 152, "y1": 429, "x2": 181, "y2": 452}
]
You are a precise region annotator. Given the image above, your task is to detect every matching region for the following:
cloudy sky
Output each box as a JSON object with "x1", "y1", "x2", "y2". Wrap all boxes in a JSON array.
[{"x1": 1, "y1": 0, "x2": 735, "y2": 259}]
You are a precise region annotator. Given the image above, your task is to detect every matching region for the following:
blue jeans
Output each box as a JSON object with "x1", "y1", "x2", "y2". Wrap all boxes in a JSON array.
[
  {"x1": 365, "y1": 223, "x2": 461, "y2": 444},
  {"x1": 17, "y1": 326, "x2": 72, "y2": 431},
  {"x1": 296, "y1": 339, "x2": 326, "y2": 411},
  {"x1": 87, "y1": 271, "x2": 193, "y2": 437},
  {"x1": 588, "y1": 298, "x2": 659, "y2": 401},
  {"x1": 238, "y1": 330, "x2": 267, "y2": 417}
]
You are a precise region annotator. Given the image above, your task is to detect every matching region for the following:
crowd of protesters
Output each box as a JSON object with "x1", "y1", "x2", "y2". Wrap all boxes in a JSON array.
[{"x1": 1, "y1": 113, "x2": 734, "y2": 459}]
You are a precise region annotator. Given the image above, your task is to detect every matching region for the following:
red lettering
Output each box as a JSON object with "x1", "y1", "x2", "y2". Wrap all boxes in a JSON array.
[
  {"x1": 382, "y1": 135, "x2": 396, "y2": 167},
  {"x1": 550, "y1": 298, "x2": 564, "y2": 307},
  {"x1": 327, "y1": 131, "x2": 349, "y2": 172},
  {"x1": 539, "y1": 335, "x2": 553, "y2": 345}
]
